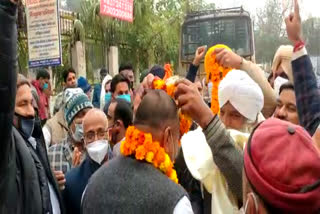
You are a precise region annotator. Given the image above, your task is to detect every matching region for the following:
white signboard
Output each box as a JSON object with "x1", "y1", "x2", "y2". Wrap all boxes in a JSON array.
[{"x1": 26, "y1": 0, "x2": 62, "y2": 68}]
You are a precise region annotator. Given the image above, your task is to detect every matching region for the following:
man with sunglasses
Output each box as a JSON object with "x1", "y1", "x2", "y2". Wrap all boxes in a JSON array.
[{"x1": 63, "y1": 109, "x2": 112, "y2": 214}]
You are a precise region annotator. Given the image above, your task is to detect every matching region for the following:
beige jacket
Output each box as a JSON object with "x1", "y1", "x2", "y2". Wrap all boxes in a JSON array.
[
  {"x1": 44, "y1": 109, "x2": 69, "y2": 147},
  {"x1": 240, "y1": 59, "x2": 277, "y2": 118}
]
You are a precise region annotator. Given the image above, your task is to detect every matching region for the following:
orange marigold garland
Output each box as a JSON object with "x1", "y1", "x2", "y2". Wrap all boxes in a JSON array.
[
  {"x1": 152, "y1": 77, "x2": 192, "y2": 140},
  {"x1": 204, "y1": 44, "x2": 233, "y2": 114},
  {"x1": 120, "y1": 126, "x2": 179, "y2": 184},
  {"x1": 163, "y1": 64, "x2": 173, "y2": 81}
]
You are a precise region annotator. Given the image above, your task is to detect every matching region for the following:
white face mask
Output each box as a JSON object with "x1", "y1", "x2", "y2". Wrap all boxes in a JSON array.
[
  {"x1": 72, "y1": 123, "x2": 83, "y2": 142},
  {"x1": 86, "y1": 140, "x2": 109, "y2": 164}
]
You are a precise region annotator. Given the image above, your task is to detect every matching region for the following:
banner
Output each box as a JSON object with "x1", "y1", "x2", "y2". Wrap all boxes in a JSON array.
[
  {"x1": 26, "y1": 0, "x2": 62, "y2": 68},
  {"x1": 100, "y1": 0, "x2": 134, "y2": 22}
]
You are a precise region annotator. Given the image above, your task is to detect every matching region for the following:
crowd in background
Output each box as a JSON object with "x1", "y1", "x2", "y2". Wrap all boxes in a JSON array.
[{"x1": 1, "y1": 0, "x2": 320, "y2": 213}]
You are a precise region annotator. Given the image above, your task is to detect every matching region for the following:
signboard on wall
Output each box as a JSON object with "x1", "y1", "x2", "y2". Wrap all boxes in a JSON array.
[
  {"x1": 100, "y1": 0, "x2": 134, "y2": 22},
  {"x1": 26, "y1": 0, "x2": 62, "y2": 68}
]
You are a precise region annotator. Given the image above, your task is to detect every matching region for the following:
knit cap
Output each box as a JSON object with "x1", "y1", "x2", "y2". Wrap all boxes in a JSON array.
[
  {"x1": 244, "y1": 118, "x2": 320, "y2": 213},
  {"x1": 77, "y1": 77, "x2": 91, "y2": 93},
  {"x1": 64, "y1": 92, "x2": 93, "y2": 125}
]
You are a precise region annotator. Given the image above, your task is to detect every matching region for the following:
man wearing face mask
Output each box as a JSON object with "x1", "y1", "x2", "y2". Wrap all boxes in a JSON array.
[
  {"x1": 48, "y1": 92, "x2": 93, "y2": 176},
  {"x1": 82, "y1": 90, "x2": 193, "y2": 213},
  {"x1": 63, "y1": 109, "x2": 112, "y2": 214},
  {"x1": 110, "y1": 74, "x2": 132, "y2": 104},
  {"x1": 0, "y1": 1, "x2": 64, "y2": 213},
  {"x1": 31, "y1": 68, "x2": 51, "y2": 125},
  {"x1": 100, "y1": 74, "x2": 112, "y2": 109},
  {"x1": 43, "y1": 88, "x2": 84, "y2": 148},
  {"x1": 242, "y1": 119, "x2": 320, "y2": 214},
  {"x1": 104, "y1": 98, "x2": 133, "y2": 157}
]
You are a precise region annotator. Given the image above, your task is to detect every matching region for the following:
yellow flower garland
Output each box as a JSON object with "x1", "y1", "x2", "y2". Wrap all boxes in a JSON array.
[
  {"x1": 204, "y1": 44, "x2": 233, "y2": 114},
  {"x1": 120, "y1": 126, "x2": 179, "y2": 184}
]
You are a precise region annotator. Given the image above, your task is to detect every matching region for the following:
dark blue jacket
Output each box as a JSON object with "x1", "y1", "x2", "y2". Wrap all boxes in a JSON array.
[
  {"x1": 92, "y1": 84, "x2": 101, "y2": 108},
  {"x1": 186, "y1": 64, "x2": 199, "y2": 83},
  {"x1": 292, "y1": 51, "x2": 320, "y2": 136},
  {"x1": 63, "y1": 157, "x2": 100, "y2": 214},
  {"x1": 0, "y1": 1, "x2": 64, "y2": 213}
]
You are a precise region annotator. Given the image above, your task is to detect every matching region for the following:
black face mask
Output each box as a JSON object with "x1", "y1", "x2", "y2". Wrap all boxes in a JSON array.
[
  {"x1": 14, "y1": 113, "x2": 35, "y2": 139},
  {"x1": 32, "y1": 117, "x2": 43, "y2": 139}
]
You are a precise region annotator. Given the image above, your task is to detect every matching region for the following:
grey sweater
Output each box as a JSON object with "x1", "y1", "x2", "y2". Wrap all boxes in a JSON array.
[
  {"x1": 82, "y1": 156, "x2": 188, "y2": 214},
  {"x1": 203, "y1": 116, "x2": 244, "y2": 208}
]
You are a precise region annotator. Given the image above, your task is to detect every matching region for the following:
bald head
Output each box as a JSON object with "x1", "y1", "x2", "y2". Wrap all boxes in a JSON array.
[
  {"x1": 135, "y1": 90, "x2": 181, "y2": 161},
  {"x1": 134, "y1": 90, "x2": 179, "y2": 130},
  {"x1": 83, "y1": 109, "x2": 108, "y2": 144}
]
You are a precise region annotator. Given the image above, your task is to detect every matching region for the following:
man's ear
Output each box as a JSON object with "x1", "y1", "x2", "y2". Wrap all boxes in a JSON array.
[
  {"x1": 163, "y1": 126, "x2": 177, "y2": 161},
  {"x1": 116, "y1": 120, "x2": 124, "y2": 129},
  {"x1": 163, "y1": 127, "x2": 171, "y2": 149}
]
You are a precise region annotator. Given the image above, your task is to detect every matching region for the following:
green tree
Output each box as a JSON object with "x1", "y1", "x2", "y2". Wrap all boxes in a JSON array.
[
  {"x1": 303, "y1": 17, "x2": 320, "y2": 56},
  {"x1": 254, "y1": 0, "x2": 290, "y2": 64}
]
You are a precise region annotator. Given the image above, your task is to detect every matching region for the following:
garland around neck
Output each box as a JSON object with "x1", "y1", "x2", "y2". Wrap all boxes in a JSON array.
[{"x1": 120, "y1": 126, "x2": 179, "y2": 184}]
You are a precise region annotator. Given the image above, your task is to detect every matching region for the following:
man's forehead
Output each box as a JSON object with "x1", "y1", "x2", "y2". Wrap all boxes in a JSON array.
[
  {"x1": 122, "y1": 69, "x2": 133, "y2": 74},
  {"x1": 83, "y1": 111, "x2": 107, "y2": 130},
  {"x1": 16, "y1": 85, "x2": 32, "y2": 101},
  {"x1": 116, "y1": 82, "x2": 129, "y2": 90},
  {"x1": 279, "y1": 90, "x2": 296, "y2": 105},
  {"x1": 67, "y1": 72, "x2": 75, "y2": 79}
]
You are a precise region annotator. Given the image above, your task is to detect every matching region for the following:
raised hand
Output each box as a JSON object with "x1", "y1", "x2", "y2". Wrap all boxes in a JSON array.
[
  {"x1": 72, "y1": 147, "x2": 82, "y2": 167},
  {"x1": 193, "y1": 46, "x2": 207, "y2": 66},
  {"x1": 133, "y1": 74, "x2": 155, "y2": 114},
  {"x1": 285, "y1": 0, "x2": 302, "y2": 45},
  {"x1": 214, "y1": 48, "x2": 243, "y2": 69},
  {"x1": 175, "y1": 79, "x2": 214, "y2": 129}
]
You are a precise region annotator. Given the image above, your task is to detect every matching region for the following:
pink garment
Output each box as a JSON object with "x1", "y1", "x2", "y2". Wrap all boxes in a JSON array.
[{"x1": 31, "y1": 80, "x2": 48, "y2": 120}]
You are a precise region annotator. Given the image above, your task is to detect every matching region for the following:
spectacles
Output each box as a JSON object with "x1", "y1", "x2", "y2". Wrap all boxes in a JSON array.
[{"x1": 84, "y1": 130, "x2": 108, "y2": 142}]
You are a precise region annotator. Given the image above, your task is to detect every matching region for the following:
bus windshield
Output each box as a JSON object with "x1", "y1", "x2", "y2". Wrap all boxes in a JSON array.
[{"x1": 181, "y1": 16, "x2": 253, "y2": 62}]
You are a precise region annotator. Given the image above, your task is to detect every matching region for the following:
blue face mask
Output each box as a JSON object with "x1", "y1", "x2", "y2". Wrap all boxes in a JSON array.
[
  {"x1": 14, "y1": 113, "x2": 35, "y2": 139},
  {"x1": 43, "y1": 83, "x2": 49, "y2": 90},
  {"x1": 105, "y1": 92, "x2": 112, "y2": 104},
  {"x1": 117, "y1": 94, "x2": 131, "y2": 103}
]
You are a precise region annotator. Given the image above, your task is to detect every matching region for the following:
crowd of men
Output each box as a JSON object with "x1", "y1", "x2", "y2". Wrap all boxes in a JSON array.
[{"x1": 1, "y1": 0, "x2": 320, "y2": 213}]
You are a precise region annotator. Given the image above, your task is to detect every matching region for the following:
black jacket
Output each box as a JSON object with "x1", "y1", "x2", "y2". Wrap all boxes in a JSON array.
[{"x1": 0, "y1": 1, "x2": 64, "y2": 213}]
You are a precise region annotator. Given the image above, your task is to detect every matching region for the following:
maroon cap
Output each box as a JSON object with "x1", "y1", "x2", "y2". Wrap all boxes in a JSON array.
[{"x1": 244, "y1": 118, "x2": 320, "y2": 213}]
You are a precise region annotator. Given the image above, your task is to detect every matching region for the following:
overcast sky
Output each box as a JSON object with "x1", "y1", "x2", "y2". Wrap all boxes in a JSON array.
[{"x1": 205, "y1": 0, "x2": 320, "y2": 20}]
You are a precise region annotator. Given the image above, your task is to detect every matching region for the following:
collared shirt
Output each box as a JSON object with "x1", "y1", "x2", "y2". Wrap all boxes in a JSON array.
[
  {"x1": 48, "y1": 136, "x2": 73, "y2": 174},
  {"x1": 292, "y1": 47, "x2": 320, "y2": 136},
  {"x1": 112, "y1": 138, "x2": 125, "y2": 157},
  {"x1": 173, "y1": 196, "x2": 194, "y2": 214}
]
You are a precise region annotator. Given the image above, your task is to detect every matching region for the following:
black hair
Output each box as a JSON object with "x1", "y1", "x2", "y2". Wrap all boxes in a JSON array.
[
  {"x1": 114, "y1": 99, "x2": 133, "y2": 128},
  {"x1": 100, "y1": 68, "x2": 108, "y2": 75},
  {"x1": 110, "y1": 74, "x2": 130, "y2": 93},
  {"x1": 279, "y1": 82, "x2": 294, "y2": 95},
  {"x1": 103, "y1": 99, "x2": 133, "y2": 129},
  {"x1": 36, "y1": 69, "x2": 50, "y2": 80},
  {"x1": 149, "y1": 65, "x2": 165, "y2": 79},
  {"x1": 103, "y1": 100, "x2": 111, "y2": 115},
  {"x1": 119, "y1": 64, "x2": 133, "y2": 73},
  {"x1": 63, "y1": 68, "x2": 76, "y2": 83}
]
